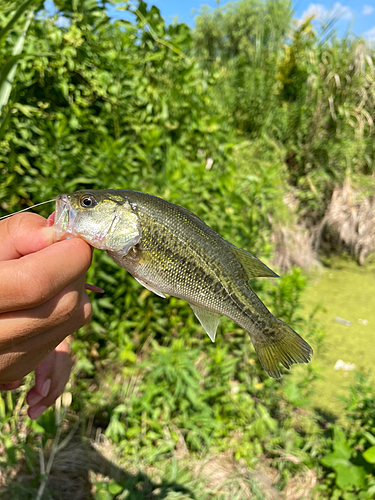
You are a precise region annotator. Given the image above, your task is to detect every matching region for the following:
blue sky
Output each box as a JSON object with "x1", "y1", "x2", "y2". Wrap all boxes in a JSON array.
[
  {"x1": 47, "y1": 1, "x2": 375, "y2": 40},
  {"x1": 110, "y1": 1, "x2": 375, "y2": 40}
]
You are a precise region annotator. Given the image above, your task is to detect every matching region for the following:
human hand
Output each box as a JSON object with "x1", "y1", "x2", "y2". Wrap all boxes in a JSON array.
[
  {"x1": 0, "y1": 338, "x2": 74, "y2": 419},
  {"x1": 25, "y1": 338, "x2": 73, "y2": 419},
  {"x1": 0, "y1": 213, "x2": 92, "y2": 416}
]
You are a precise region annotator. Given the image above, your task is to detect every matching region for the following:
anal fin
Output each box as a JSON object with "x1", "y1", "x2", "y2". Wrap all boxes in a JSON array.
[{"x1": 189, "y1": 304, "x2": 220, "y2": 342}]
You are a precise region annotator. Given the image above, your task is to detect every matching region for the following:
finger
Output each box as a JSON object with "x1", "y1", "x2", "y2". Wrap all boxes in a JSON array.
[
  {"x1": 26, "y1": 340, "x2": 72, "y2": 414},
  {"x1": 0, "y1": 213, "x2": 55, "y2": 261},
  {"x1": 0, "y1": 293, "x2": 91, "y2": 384},
  {"x1": 26, "y1": 350, "x2": 58, "y2": 409},
  {"x1": 28, "y1": 342, "x2": 73, "y2": 419},
  {"x1": 0, "y1": 275, "x2": 87, "y2": 351},
  {"x1": 0, "y1": 380, "x2": 21, "y2": 391},
  {"x1": 0, "y1": 237, "x2": 92, "y2": 312}
]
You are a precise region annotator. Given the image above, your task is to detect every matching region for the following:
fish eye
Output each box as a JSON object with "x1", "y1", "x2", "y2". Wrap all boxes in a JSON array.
[{"x1": 80, "y1": 195, "x2": 97, "y2": 208}]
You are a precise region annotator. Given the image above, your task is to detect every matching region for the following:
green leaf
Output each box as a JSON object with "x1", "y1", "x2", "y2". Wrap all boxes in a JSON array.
[
  {"x1": 344, "y1": 493, "x2": 359, "y2": 500},
  {"x1": 335, "y1": 463, "x2": 366, "y2": 490},
  {"x1": 113, "y1": 404, "x2": 127, "y2": 414},
  {"x1": 0, "y1": 0, "x2": 39, "y2": 44},
  {"x1": 26, "y1": 417, "x2": 46, "y2": 434},
  {"x1": 0, "y1": 106, "x2": 11, "y2": 141},
  {"x1": 334, "y1": 441, "x2": 352, "y2": 460},
  {"x1": 321, "y1": 438, "x2": 352, "y2": 467},
  {"x1": 363, "y1": 445, "x2": 375, "y2": 464},
  {"x1": 0, "y1": 9, "x2": 35, "y2": 116},
  {"x1": 5, "y1": 442, "x2": 17, "y2": 466},
  {"x1": 0, "y1": 55, "x2": 24, "y2": 88},
  {"x1": 321, "y1": 453, "x2": 349, "y2": 468},
  {"x1": 0, "y1": 394, "x2": 5, "y2": 419},
  {"x1": 363, "y1": 431, "x2": 375, "y2": 446},
  {"x1": 126, "y1": 426, "x2": 142, "y2": 437},
  {"x1": 93, "y1": 485, "x2": 112, "y2": 500},
  {"x1": 76, "y1": 358, "x2": 94, "y2": 374},
  {"x1": 105, "y1": 416, "x2": 126, "y2": 441},
  {"x1": 108, "y1": 482, "x2": 123, "y2": 495}
]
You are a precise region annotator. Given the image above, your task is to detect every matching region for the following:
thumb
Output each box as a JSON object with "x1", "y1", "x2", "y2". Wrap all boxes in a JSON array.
[{"x1": 0, "y1": 213, "x2": 55, "y2": 261}]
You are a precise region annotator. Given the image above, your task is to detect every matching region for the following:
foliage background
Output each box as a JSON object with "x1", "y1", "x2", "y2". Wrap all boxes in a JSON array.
[{"x1": 1, "y1": 0, "x2": 375, "y2": 498}]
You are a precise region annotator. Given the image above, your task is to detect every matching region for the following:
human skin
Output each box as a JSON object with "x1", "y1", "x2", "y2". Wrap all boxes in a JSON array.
[{"x1": 0, "y1": 213, "x2": 93, "y2": 419}]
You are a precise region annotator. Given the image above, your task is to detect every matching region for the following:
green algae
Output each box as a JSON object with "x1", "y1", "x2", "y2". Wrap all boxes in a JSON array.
[{"x1": 302, "y1": 259, "x2": 375, "y2": 419}]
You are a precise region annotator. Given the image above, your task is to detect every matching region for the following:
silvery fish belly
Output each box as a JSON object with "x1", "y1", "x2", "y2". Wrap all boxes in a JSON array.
[{"x1": 53, "y1": 189, "x2": 313, "y2": 378}]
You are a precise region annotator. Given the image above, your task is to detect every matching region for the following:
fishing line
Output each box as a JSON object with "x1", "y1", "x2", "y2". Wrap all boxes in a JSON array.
[{"x1": 0, "y1": 199, "x2": 55, "y2": 221}]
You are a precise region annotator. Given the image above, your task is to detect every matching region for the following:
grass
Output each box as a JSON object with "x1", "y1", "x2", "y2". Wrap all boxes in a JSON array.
[
  {"x1": 301, "y1": 257, "x2": 375, "y2": 419},
  {"x1": 0, "y1": 423, "x2": 307, "y2": 499}
]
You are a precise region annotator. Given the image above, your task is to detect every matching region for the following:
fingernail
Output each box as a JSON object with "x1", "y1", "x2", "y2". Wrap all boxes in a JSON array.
[
  {"x1": 47, "y1": 212, "x2": 55, "y2": 225},
  {"x1": 41, "y1": 379, "x2": 51, "y2": 397},
  {"x1": 29, "y1": 405, "x2": 47, "y2": 420}
]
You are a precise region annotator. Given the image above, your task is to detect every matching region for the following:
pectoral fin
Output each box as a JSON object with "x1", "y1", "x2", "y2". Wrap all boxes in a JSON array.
[
  {"x1": 231, "y1": 246, "x2": 279, "y2": 279},
  {"x1": 189, "y1": 304, "x2": 221, "y2": 342},
  {"x1": 133, "y1": 277, "x2": 166, "y2": 298}
]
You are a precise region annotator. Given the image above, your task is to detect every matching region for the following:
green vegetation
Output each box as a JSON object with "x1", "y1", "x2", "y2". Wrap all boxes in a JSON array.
[{"x1": 1, "y1": 0, "x2": 375, "y2": 498}]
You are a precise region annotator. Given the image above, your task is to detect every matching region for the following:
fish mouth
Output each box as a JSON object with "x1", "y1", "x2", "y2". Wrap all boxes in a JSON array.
[{"x1": 53, "y1": 194, "x2": 77, "y2": 240}]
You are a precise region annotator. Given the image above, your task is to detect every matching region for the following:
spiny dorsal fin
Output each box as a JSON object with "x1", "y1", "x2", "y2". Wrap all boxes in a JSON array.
[
  {"x1": 231, "y1": 246, "x2": 279, "y2": 279},
  {"x1": 189, "y1": 304, "x2": 221, "y2": 342}
]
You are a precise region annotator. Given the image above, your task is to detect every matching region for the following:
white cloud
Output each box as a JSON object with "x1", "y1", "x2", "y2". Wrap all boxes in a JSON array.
[
  {"x1": 362, "y1": 5, "x2": 374, "y2": 16},
  {"x1": 364, "y1": 26, "x2": 375, "y2": 40},
  {"x1": 55, "y1": 15, "x2": 70, "y2": 28},
  {"x1": 331, "y1": 2, "x2": 353, "y2": 20},
  {"x1": 301, "y1": 2, "x2": 353, "y2": 22},
  {"x1": 302, "y1": 3, "x2": 327, "y2": 21}
]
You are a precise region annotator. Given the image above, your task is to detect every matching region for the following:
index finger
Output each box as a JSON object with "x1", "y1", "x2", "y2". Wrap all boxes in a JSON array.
[
  {"x1": 0, "y1": 237, "x2": 92, "y2": 312},
  {"x1": 0, "y1": 213, "x2": 55, "y2": 261}
]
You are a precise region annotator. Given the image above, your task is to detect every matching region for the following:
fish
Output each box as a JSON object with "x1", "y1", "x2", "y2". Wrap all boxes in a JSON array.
[{"x1": 53, "y1": 189, "x2": 313, "y2": 378}]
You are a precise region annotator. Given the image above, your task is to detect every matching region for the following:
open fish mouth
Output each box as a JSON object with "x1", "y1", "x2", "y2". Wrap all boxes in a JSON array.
[{"x1": 53, "y1": 194, "x2": 77, "y2": 240}]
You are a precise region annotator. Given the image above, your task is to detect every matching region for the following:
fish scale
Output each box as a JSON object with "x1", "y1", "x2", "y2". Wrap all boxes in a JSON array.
[
  {"x1": 133, "y1": 200, "x2": 249, "y2": 312},
  {"x1": 53, "y1": 189, "x2": 313, "y2": 379},
  {"x1": 123, "y1": 192, "x2": 270, "y2": 320}
]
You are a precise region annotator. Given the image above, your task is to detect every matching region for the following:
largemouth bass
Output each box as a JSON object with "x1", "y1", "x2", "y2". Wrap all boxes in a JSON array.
[{"x1": 53, "y1": 189, "x2": 313, "y2": 378}]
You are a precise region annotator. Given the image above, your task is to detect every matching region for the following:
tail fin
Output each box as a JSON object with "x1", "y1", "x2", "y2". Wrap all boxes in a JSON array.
[{"x1": 250, "y1": 319, "x2": 313, "y2": 379}]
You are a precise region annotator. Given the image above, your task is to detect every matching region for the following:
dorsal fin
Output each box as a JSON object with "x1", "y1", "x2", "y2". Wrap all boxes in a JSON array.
[{"x1": 231, "y1": 246, "x2": 279, "y2": 279}]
